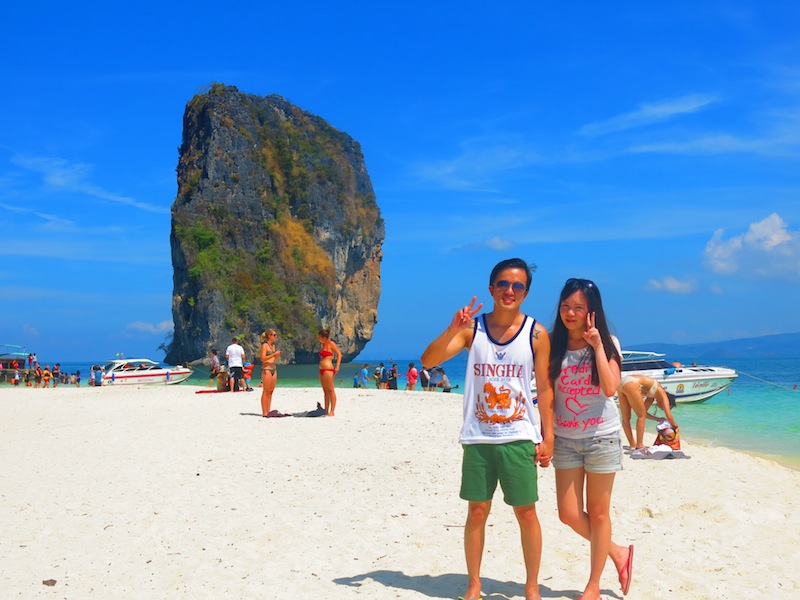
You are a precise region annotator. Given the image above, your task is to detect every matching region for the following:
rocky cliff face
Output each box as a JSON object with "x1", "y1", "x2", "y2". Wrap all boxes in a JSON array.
[{"x1": 166, "y1": 84, "x2": 384, "y2": 364}]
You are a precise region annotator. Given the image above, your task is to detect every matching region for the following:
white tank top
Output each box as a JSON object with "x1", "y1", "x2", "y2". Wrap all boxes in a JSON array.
[{"x1": 459, "y1": 314, "x2": 542, "y2": 445}]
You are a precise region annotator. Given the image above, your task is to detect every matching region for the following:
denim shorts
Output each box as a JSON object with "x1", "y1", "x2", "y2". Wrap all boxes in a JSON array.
[{"x1": 553, "y1": 434, "x2": 623, "y2": 474}]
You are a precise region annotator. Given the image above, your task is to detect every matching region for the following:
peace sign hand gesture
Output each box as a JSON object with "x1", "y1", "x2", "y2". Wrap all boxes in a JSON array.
[
  {"x1": 583, "y1": 311, "x2": 602, "y2": 349},
  {"x1": 450, "y1": 296, "x2": 483, "y2": 331}
]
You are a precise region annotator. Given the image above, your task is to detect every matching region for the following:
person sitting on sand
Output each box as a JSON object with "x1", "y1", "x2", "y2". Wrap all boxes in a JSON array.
[
  {"x1": 618, "y1": 374, "x2": 678, "y2": 450},
  {"x1": 208, "y1": 349, "x2": 221, "y2": 387}
]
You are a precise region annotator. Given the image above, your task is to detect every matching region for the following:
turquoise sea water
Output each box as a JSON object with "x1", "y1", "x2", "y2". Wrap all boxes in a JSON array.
[{"x1": 40, "y1": 355, "x2": 800, "y2": 469}]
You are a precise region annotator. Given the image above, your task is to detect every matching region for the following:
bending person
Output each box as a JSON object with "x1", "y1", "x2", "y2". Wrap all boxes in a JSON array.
[
  {"x1": 260, "y1": 329, "x2": 281, "y2": 417},
  {"x1": 318, "y1": 328, "x2": 342, "y2": 416},
  {"x1": 618, "y1": 374, "x2": 678, "y2": 450}
]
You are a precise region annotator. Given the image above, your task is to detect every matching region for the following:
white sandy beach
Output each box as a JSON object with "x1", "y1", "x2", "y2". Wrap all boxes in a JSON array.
[{"x1": 1, "y1": 385, "x2": 799, "y2": 599}]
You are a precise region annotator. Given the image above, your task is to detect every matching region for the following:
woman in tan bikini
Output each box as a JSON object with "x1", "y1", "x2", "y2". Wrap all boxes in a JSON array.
[
  {"x1": 317, "y1": 328, "x2": 342, "y2": 416},
  {"x1": 260, "y1": 329, "x2": 281, "y2": 417}
]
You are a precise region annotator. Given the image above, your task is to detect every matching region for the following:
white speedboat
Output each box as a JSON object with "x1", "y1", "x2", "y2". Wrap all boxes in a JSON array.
[
  {"x1": 101, "y1": 359, "x2": 193, "y2": 385},
  {"x1": 621, "y1": 351, "x2": 737, "y2": 403}
]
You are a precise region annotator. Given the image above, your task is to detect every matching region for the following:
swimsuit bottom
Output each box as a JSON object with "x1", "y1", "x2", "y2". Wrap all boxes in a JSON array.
[
  {"x1": 320, "y1": 368, "x2": 336, "y2": 374},
  {"x1": 621, "y1": 375, "x2": 659, "y2": 398},
  {"x1": 262, "y1": 364, "x2": 277, "y2": 375}
]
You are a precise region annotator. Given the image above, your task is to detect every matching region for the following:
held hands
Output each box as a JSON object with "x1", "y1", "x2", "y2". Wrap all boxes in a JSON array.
[
  {"x1": 583, "y1": 311, "x2": 602, "y2": 349},
  {"x1": 535, "y1": 439, "x2": 552, "y2": 468},
  {"x1": 450, "y1": 296, "x2": 483, "y2": 330}
]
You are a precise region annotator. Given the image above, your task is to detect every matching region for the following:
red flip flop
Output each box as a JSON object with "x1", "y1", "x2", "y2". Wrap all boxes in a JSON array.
[{"x1": 618, "y1": 544, "x2": 634, "y2": 595}]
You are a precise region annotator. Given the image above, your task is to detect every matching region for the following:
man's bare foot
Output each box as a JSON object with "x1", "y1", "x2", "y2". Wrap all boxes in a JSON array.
[
  {"x1": 525, "y1": 581, "x2": 542, "y2": 600},
  {"x1": 458, "y1": 582, "x2": 481, "y2": 600},
  {"x1": 576, "y1": 589, "x2": 602, "y2": 600}
]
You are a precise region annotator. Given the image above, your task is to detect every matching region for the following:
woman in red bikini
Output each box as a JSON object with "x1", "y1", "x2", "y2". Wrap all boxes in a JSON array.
[{"x1": 318, "y1": 328, "x2": 342, "y2": 416}]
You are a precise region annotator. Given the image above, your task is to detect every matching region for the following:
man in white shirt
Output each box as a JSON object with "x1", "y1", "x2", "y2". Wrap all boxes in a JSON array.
[
  {"x1": 421, "y1": 258, "x2": 553, "y2": 600},
  {"x1": 225, "y1": 337, "x2": 245, "y2": 392}
]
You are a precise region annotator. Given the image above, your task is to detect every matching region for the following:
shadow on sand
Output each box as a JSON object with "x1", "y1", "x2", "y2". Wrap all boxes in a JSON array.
[{"x1": 334, "y1": 569, "x2": 579, "y2": 599}]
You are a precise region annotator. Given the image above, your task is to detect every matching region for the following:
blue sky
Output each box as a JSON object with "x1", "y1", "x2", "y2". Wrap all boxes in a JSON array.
[{"x1": 2, "y1": 1, "x2": 799, "y2": 362}]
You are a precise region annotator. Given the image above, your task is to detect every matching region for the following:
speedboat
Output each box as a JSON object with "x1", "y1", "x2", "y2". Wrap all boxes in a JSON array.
[
  {"x1": 101, "y1": 358, "x2": 193, "y2": 385},
  {"x1": 621, "y1": 351, "x2": 737, "y2": 403}
]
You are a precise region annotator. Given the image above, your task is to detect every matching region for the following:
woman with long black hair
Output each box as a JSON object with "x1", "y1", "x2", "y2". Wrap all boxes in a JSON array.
[{"x1": 548, "y1": 278, "x2": 633, "y2": 600}]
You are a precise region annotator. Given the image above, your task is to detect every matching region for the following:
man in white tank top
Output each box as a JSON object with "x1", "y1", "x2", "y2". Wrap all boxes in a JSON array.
[{"x1": 422, "y1": 258, "x2": 554, "y2": 600}]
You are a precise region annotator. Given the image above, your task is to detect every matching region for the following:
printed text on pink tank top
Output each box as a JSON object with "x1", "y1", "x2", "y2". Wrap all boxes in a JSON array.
[{"x1": 556, "y1": 363, "x2": 605, "y2": 432}]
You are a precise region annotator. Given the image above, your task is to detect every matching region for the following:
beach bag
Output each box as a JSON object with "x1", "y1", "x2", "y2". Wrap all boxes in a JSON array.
[{"x1": 654, "y1": 421, "x2": 681, "y2": 450}]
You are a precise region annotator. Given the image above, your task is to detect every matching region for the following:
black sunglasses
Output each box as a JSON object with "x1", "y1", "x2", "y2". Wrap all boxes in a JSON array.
[
  {"x1": 493, "y1": 280, "x2": 527, "y2": 293},
  {"x1": 566, "y1": 277, "x2": 595, "y2": 288}
]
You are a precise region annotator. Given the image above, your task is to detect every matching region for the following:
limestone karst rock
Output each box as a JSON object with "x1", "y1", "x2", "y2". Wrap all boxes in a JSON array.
[{"x1": 165, "y1": 84, "x2": 384, "y2": 364}]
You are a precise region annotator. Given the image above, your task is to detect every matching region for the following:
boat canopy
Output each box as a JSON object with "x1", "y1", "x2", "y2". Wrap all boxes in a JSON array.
[
  {"x1": 104, "y1": 359, "x2": 162, "y2": 373},
  {"x1": 620, "y1": 351, "x2": 674, "y2": 371},
  {"x1": 0, "y1": 344, "x2": 28, "y2": 360}
]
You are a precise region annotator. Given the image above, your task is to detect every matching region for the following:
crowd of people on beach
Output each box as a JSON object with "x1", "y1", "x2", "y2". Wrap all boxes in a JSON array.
[
  {"x1": 208, "y1": 330, "x2": 462, "y2": 420},
  {"x1": 347, "y1": 361, "x2": 458, "y2": 392},
  {"x1": 0, "y1": 354, "x2": 83, "y2": 388},
  {"x1": 0, "y1": 353, "x2": 111, "y2": 388}
]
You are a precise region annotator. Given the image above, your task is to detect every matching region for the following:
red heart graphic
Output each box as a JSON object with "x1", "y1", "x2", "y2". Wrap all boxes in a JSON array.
[{"x1": 566, "y1": 397, "x2": 590, "y2": 416}]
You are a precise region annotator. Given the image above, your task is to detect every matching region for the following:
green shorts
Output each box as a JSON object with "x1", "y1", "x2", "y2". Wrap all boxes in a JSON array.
[{"x1": 460, "y1": 441, "x2": 539, "y2": 506}]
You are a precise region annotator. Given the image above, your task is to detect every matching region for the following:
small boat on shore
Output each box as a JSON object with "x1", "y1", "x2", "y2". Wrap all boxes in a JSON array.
[
  {"x1": 101, "y1": 359, "x2": 193, "y2": 386},
  {"x1": 0, "y1": 344, "x2": 30, "y2": 383},
  {"x1": 621, "y1": 351, "x2": 737, "y2": 403}
]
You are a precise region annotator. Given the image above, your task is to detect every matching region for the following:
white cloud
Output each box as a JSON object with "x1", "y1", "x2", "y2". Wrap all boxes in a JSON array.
[
  {"x1": 630, "y1": 133, "x2": 800, "y2": 156},
  {"x1": 12, "y1": 156, "x2": 169, "y2": 214},
  {"x1": 449, "y1": 236, "x2": 516, "y2": 253},
  {"x1": 22, "y1": 324, "x2": 40, "y2": 337},
  {"x1": 485, "y1": 236, "x2": 514, "y2": 251},
  {"x1": 704, "y1": 213, "x2": 800, "y2": 280},
  {"x1": 126, "y1": 321, "x2": 174, "y2": 335},
  {"x1": 629, "y1": 105, "x2": 800, "y2": 157},
  {"x1": 646, "y1": 276, "x2": 697, "y2": 294},
  {"x1": 579, "y1": 94, "x2": 718, "y2": 136},
  {"x1": 0, "y1": 202, "x2": 75, "y2": 229},
  {"x1": 412, "y1": 135, "x2": 542, "y2": 191}
]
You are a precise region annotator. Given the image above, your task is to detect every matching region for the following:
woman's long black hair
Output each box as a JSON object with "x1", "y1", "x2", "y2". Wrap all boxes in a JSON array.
[{"x1": 549, "y1": 278, "x2": 621, "y2": 387}]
